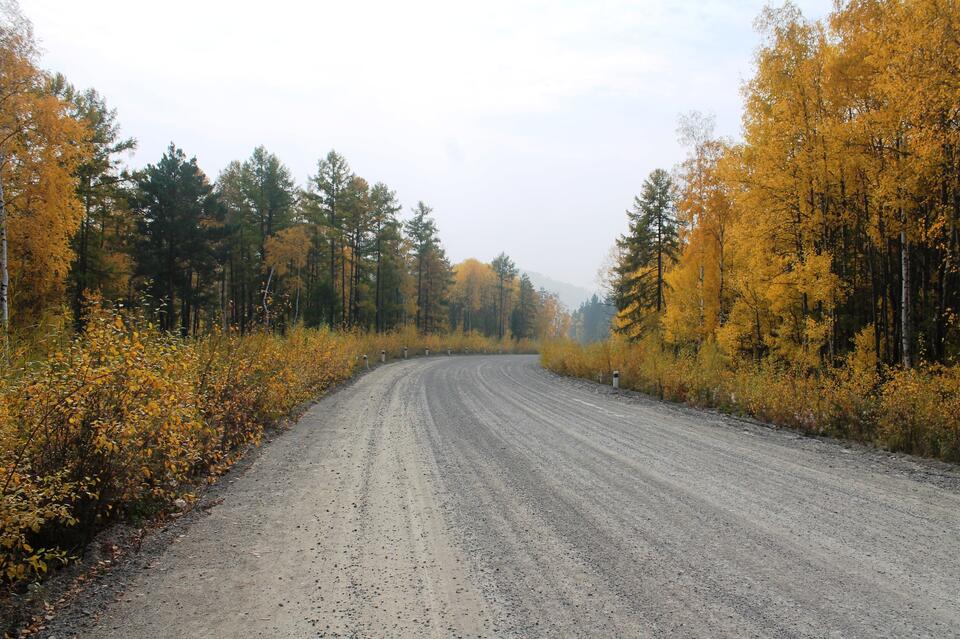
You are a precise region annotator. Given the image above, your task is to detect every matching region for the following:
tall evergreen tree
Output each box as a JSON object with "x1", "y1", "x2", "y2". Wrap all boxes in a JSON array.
[
  {"x1": 341, "y1": 176, "x2": 373, "y2": 326},
  {"x1": 213, "y1": 147, "x2": 296, "y2": 331},
  {"x1": 306, "y1": 150, "x2": 353, "y2": 327},
  {"x1": 510, "y1": 273, "x2": 538, "y2": 339},
  {"x1": 216, "y1": 160, "x2": 255, "y2": 330},
  {"x1": 369, "y1": 182, "x2": 402, "y2": 332},
  {"x1": 131, "y1": 144, "x2": 223, "y2": 335},
  {"x1": 404, "y1": 202, "x2": 449, "y2": 333},
  {"x1": 418, "y1": 242, "x2": 452, "y2": 334},
  {"x1": 491, "y1": 252, "x2": 517, "y2": 339},
  {"x1": 614, "y1": 168, "x2": 680, "y2": 338}
]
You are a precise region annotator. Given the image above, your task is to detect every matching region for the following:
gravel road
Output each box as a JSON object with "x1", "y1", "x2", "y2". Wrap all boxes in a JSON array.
[{"x1": 56, "y1": 355, "x2": 960, "y2": 638}]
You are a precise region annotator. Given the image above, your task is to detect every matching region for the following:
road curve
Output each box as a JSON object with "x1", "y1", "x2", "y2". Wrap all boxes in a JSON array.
[{"x1": 67, "y1": 355, "x2": 960, "y2": 638}]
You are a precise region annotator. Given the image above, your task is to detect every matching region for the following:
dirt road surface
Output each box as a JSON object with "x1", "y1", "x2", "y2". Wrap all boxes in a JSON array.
[{"x1": 51, "y1": 355, "x2": 960, "y2": 638}]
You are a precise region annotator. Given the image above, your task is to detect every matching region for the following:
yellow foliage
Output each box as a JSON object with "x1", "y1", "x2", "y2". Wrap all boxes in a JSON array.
[
  {"x1": 0, "y1": 305, "x2": 534, "y2": 584},
  {"x1": 542, "y1": 337, "x2": 960, "y2": 463},
  {"x1": 1, "y1": 21, "x2": 88, "y2": 326}
]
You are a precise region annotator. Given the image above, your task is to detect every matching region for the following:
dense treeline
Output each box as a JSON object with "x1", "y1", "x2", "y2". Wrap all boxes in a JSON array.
[
  {"x1": 545, "y1": 0, "x2": 960, "y2": 466},
  {"x1": 570, "y1": 295, "x2": 613, "y2": 343},
  {"x1": 0, "y1": 4, "x2": 566, "y2": 344},
  {"x1": 448, "y1": 255, "x2": 570, "y2": 341},
  {"x1": 611, "y1": 0, "x2": 960, "y2": 369}
]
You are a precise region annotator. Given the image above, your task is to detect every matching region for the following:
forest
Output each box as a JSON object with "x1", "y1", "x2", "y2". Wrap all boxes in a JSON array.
[
  {"x1": 0, "y1": 14, "x2": 568, "y2": 342},
  {"x1": 545, "y1": 0, "x2": 960, "y2": 464}
]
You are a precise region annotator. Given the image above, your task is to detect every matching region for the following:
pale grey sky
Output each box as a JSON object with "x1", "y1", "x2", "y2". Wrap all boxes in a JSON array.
[{"x1": 23, "y1": 0, "x2": 832, "y2": 290}]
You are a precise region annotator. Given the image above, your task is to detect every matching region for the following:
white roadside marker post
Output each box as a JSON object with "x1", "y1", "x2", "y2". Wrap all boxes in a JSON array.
[
  {"x1": 363, "y1": 354, "x2": 369, "y2": 370},
  {"x1": 380, "y1": 350, "x2": 386, "y2": 363},
  {"x1": 612, "y1": 370, "x2": 620, "y2": 390},
  {"x1": 403, "y1": 346, "x2": 408, "y2": 359}
]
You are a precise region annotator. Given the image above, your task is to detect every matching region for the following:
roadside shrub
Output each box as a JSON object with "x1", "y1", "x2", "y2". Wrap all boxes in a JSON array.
[
  {"x1": 1, "y1": 310, "x2": 203, "y2": 582},
  {"x1": 878, "y1": 365, "x2": 960, "y2": 462},
  {"x1": 0, "y1": 307, "x2": 536, "y2": 585}
]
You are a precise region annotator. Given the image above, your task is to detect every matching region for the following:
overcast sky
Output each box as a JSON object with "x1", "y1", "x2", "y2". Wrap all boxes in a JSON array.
[{"x1": 23, "y1": 0, "x2": 831, "y2": 290}]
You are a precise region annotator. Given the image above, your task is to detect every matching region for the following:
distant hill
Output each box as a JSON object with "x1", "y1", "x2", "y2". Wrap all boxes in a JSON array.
[{"x1": 523, "y1": 270, "x2": 596, "y2": 310}]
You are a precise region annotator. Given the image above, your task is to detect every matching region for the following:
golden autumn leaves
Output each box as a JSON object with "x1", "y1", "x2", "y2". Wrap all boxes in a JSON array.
[
  {"x1": 557, "y1": 1, "x2": 960, "y2": 469},
  {"x1": 617, "y1": 1, "x2": 960, "y2": 368},
  {"x1": 0, "y1": 7, "x2": 89, "y2": 329},
  {"x1": 0, "y1": 305, "x2": 534, "y2": 584}
]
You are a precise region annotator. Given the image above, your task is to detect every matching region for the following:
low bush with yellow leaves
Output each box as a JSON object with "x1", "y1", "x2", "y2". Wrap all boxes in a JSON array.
[
  {"x1": 0, "y1": 308, "x2": 533, "y2": 587},
  {"x1": 541, "y1": 334, "x2": 960, "y2": 464},
  {"x1": 1, "y1": 310, "x2": 204, "y2": 584}
]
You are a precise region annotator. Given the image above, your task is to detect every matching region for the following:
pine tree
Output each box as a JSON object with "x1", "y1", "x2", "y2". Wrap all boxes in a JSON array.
[
  {"x1": 369, "y1": 182, "x2": 402, "y2": 332},
  {"x1": 510, "y1": 273, "x2": 538, "y2": 339},
  {"x1": 571, "y1": 294, "x2": 614, "y2": 343},
  {"x1": 131, "y1": 144, "x2": 223, "y2": 335},
  {"x1": 491, "y1": 252, "x2": 517, "y2": 339},
  {"x1": 614, "y1": 169, "x2": 679, "y2": 338},
  {"x1": 405, "y1": 202, "x2": 439, "y2": 333},
  {"x1": 306, "y1": 150, "x2": 353, "y2": 327}
]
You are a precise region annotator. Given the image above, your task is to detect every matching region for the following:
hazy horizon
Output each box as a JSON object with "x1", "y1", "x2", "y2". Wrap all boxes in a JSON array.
[{"x1": 22, "y1": 0, "x2": 832, "y2": 289}]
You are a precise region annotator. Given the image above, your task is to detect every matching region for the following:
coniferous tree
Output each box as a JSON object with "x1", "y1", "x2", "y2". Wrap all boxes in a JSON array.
[
  {"x1": 214, "y1": 147, "x2": 296, "y2": 331},
  {"x1": 342, "y1": 176, "x2": 373, "y2": 327},
  {"x1": 614, "y1": 168, "x2": 680, "y2": 338},
  {"x1": 51, "y1": 79, "x2": 137, "y2": 328},
  {"x1": 0, "y1": 6, "x2": 87, "y2": 331},
  {"x1": 216, "y1": 160, "x2": 256, "y2": 330},
  {"x1": 405, "y1": 202, "x2": 439, "y2": 332},
  {"x1": 571, "y1": 294, "x2": 614, "y2": 343},
  {"x1": 131, "y1": 144, "x2": 223, "y2": 335},
  {"x1": 491, "y1": 252, "x2": 517, "y2": 339},
  {"x1": 418, "y1": 242, "x2": 452, "y2": 334},
  {"x1": 305, "y1": 150, "x2": 353, "y2": 327},
  {"x1": 510, "y1": 273, "x2": 538, "y2": 339},
  {"x1": 369, "y1": 182, "x2": 402, "y2": 332}
]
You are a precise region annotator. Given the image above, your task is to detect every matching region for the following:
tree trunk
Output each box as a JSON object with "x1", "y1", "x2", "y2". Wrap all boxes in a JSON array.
[
  {"x1": 375, "y1": 224, "x2": 382, "y2": 333},
  {"x1": 294, "y1": 267, "x2": 301, "y2": 326},
  {"x1": 73, "y1": 183, "x2": 91, "y2": 329},
  {"x1": 180, "y1": 272, "x2": 191, "y2": 338},
  {"x1": 340, "y1": 241, "x2": 346, "y2": 327},
  {"x1": 262, "y1": 266, "x2": 274, "y2": 330},
  {"x1": 0, "y1": 165, "x2": 9, "y2": 347},
  {"x1": 901, "y1": 228, "x2": 912, "y2": 368},
  {"x1": 656, "y1": 215, "x2": 663, "y2": 314},
  {"x1": 329, "y1": 206, "x2": 336, "y2": 328},
  {"x1": 415, "y1": 252, "x2": 424, "y2": 332}
]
